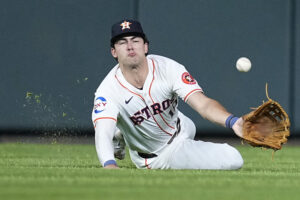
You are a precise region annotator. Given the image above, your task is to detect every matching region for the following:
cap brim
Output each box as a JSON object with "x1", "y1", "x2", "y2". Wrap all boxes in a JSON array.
[{"x1": 111, "y1": 32, "x2": 146, "y2": 44}]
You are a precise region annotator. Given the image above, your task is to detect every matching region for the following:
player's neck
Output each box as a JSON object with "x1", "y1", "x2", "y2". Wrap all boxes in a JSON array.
[{"x1": 120, "y1": 59, "x2": 148, "y2": 89}]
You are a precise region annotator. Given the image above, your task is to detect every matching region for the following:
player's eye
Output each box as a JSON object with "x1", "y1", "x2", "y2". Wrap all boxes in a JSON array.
[{"x1": 117, "y1": 40, "x2": 126, "y2": 45}]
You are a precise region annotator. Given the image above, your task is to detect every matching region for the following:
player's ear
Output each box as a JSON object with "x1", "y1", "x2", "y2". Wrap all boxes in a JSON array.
[
  {"x1": 144, "y1": 42, "x2": 149, "y2": 54},
  {"x1": 111, "y1": 47, "x2": 117, "y2": 58}
]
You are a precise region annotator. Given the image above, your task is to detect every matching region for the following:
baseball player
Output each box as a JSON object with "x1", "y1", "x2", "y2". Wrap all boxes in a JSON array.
[{"x1": 92, "y1": 19, "x2": 244, "y2": 169}]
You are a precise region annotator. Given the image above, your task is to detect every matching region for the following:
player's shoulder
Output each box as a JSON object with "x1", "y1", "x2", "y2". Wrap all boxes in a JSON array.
[
  {"x1": 147, "y1": 54, "x2": 186, "y2": 72},
  {"x1": 147, "y1": 54, "x2": 181, "y2": 66},
  {"x1": 95, "y1": 64, "x2": 119, "y2": 95}
]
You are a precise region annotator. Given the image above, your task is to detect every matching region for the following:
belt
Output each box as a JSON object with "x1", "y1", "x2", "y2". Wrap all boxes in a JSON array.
[
  {"x1": 137, "y1": 118, "x2": 181, "y2": 159},
  {"x1": 138, "y1": 152, "x2": 157, "y2": 159}
]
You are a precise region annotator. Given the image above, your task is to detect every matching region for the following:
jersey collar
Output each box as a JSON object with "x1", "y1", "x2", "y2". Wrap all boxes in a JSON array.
[{"x1": 115, "y1": 57, "x2": 154, "y2": 94}]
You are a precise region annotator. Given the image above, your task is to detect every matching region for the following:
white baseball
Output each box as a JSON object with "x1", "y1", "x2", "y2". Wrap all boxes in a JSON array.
[{"x1": 236, "y1": 57, "x2": 252, "y2": 72}]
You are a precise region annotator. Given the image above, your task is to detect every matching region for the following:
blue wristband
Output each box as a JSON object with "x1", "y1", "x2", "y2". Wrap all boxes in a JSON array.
[
  {"x1": 103, "y1": 160, "x2": 117, "y2": 167},
  {"x1": 225, "y1": 115, "x2": 239, "y2": 129}
]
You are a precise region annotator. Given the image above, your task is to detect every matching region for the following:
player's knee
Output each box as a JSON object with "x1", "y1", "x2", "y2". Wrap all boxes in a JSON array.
[
  {"x1": 230, "y1": 147, "x2": 244, "y2": 169},
  {"x1": 232, "y1": 155, "x2": 244, "y2": 169},
  {"x1": 184, "y1": 116, "x2": 196, "y2": 139},
  {"x1": 223, "y1": 144, "x2": 243, "y2": 170}
]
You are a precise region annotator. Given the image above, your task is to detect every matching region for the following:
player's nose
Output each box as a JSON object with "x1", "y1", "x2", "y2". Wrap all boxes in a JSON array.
[{"x1": 126, "y1": 41, "x2": 134, "y2": 50}]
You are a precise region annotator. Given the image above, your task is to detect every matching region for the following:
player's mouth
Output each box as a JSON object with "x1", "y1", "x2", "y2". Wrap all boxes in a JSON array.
[{"x1": 128, "y1": 52, "x2": 136, "y2": 57}]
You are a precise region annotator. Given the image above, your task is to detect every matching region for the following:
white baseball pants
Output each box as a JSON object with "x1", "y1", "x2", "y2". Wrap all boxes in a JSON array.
[{"x1": 129, "y1": 112, "x2": 244, "y2": 170}]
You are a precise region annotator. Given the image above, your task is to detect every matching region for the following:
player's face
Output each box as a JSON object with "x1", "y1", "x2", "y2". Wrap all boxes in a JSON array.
[{"x1": 111, "y1": 36, "x2": 148, "y2": 67}]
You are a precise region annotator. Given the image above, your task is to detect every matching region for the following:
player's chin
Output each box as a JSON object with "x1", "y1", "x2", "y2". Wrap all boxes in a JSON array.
[{"x1": 125, "y1": 58, "x2": 140, "y2": 66}]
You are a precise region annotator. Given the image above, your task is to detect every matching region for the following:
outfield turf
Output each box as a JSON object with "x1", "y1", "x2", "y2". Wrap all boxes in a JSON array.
[{"x1": 0, "y1": 142, "x2": 299, "y2": 200}]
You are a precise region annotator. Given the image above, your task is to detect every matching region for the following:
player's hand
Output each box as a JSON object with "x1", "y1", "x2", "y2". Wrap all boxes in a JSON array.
[
  {"x1": 104, "y1": 164, "x2": 120, "y2": 169},
  {"x1": 232, "y1": 117, "x2": 244, "y2": 138}
]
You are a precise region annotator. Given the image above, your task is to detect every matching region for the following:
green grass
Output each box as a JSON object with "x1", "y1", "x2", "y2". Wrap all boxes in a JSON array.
[{"x1": 0, "y1": 143, "x2": 299, "y2": 200}]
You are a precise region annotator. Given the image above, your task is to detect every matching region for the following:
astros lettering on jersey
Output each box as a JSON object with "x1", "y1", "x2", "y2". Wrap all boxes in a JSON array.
[{"x1": 92, "y1": 54, "x2": 203, "y2": 155}]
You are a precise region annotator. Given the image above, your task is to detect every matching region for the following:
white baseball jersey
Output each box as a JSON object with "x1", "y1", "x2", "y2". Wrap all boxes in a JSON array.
[{"x1": 92, "y1": 54, "x2": 203, "y2": 155}]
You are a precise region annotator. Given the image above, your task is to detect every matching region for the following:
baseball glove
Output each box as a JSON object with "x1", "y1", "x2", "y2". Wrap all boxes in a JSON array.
[{"x1": 241, "y1": 84, "x2": 290, "y2": 150}]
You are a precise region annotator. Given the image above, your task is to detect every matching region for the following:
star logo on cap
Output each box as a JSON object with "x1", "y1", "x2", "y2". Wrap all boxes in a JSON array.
[{"x1": 120, "y1": 21, "x2": 132, "y2": 30}]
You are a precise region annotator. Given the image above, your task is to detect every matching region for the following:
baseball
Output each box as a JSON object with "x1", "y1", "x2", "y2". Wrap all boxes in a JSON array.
[{"x1": 236, "y1": 57, "x2": 252, "y2": 72}]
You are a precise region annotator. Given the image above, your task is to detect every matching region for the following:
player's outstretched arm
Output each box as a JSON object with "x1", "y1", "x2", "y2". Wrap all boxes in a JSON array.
[
  {"x1": 186, "y1": 92, "x2": 243, "y2": 137},
  {"x1": 186, "y1": 92, "x2": 231, "y2": 126},
  {"x1": 95, "y1": 119, "x2": 119, "y2": 169}
]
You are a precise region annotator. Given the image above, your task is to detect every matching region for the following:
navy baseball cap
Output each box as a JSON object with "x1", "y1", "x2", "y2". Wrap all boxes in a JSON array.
[{"x1": 110, "y1": 19, "x2": 148, "y2": 47}]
